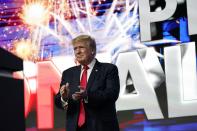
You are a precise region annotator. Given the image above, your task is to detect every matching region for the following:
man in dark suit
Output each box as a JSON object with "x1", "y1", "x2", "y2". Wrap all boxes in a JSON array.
[{"x1": 55, "y1": 35, "x2": 120, "y2": 131}]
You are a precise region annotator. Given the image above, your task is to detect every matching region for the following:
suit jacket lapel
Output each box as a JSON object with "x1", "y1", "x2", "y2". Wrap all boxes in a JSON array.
[
  {"x1": 74, "y1": 65, "x2": 81, "y2": 88},
  {"x1": 87, "y1": 60, "x2": 100, "y2": 90}
]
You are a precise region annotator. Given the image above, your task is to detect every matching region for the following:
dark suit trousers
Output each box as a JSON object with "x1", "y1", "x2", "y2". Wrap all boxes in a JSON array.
[{"x1": 77, "y1": 124, "x2": 87, "y2": 131}]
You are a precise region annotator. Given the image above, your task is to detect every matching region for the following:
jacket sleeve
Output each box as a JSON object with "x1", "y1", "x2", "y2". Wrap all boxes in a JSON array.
[
  {"x1": 55, "y1": 68, "x2": 80, "y2": 110},
  {"x1": 55, "y1": 70, "x2": 67, "y2": 109}
]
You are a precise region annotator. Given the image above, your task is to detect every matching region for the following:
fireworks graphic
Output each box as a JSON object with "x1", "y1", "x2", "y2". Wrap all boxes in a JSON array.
[
  {"x1": 1, "y1": 0, "x2": 183, "y2": 62},
  {"x1": 0, "y1": 0, "x2": 143, "y2": 61}
]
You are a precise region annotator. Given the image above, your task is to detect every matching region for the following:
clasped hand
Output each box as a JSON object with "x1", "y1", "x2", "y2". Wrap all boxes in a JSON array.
[
  {"x1": 60, "y1": 83, "x2": 86, "y2": 101},
  {"x1": 72, "y1": 88, "x2": 86, "y2": 101},
  {"x1": 60, "y1": 83, "x2": 69, "y2": 101}
]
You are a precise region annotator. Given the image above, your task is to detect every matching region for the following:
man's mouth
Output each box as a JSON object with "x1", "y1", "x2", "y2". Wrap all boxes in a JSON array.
[{"x1": 76, "y1": 56, "x2": 83, "y2": 59}]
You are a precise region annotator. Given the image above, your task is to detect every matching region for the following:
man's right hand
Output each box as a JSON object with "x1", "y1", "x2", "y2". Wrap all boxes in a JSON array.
[{"x1": 60, "y1": 82, "x2": 69, "y2": 101}]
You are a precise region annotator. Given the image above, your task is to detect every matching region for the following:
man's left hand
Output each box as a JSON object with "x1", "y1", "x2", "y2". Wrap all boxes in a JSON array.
[{"x1": 72, "y1": 90, "x2": 86, "y2": 101}]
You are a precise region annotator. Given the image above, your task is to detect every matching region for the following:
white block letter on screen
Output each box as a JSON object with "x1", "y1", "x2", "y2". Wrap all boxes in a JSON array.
[
  {"x1": 139, "y1": 0, "x2": 177, "y2": 41},
  {"x1": 116, "y1": 50, "x2": 164, "y2": 119},
  {"x1": 187, "y1": 0, "x2": 197, "y2": 36},
  {"x1": 165, "y1": 42, "x2": 197, "y2": 118}
]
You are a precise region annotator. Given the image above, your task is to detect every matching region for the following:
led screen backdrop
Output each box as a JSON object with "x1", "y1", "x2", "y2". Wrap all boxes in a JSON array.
[{"x1": 0, "y1": 0, "x2": 197, "y2": 130}]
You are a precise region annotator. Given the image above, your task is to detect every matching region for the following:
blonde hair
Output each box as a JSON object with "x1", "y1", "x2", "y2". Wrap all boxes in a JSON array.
[{"x1": 72, "y1": 35, "x2": 96, "y2": 54}]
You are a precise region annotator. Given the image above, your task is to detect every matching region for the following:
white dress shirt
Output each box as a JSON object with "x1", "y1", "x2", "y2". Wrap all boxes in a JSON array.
[{"x1": 80, "y1": 58, "x2": 96, "y2": 81}]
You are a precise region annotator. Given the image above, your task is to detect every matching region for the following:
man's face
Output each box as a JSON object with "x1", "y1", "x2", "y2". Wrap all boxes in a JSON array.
[{"x1": 73, "y1": 42, "x2": 94, "y2": 65}]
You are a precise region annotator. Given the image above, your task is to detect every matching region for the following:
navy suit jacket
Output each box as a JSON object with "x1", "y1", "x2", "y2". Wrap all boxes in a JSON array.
[{"x1": 55, "y1": 60, "x2": 120, "y2": 131}]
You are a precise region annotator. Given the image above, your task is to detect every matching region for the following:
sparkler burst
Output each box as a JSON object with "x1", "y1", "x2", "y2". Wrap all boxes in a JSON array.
[
  {"x1": 13, "y1": 39, "x2": 39, "y2": 61},
  {"x1": 21, "y1": 2, "x2": 50, "y2": 26}
]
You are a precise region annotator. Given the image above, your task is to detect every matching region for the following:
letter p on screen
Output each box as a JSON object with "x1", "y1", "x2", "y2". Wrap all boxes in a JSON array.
[{"x1": 139, "y1": 0, "x2": 177, "y2": 42}]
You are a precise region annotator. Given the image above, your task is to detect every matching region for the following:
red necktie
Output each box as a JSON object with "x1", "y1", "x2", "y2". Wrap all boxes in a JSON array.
[{"x1": 78, "y1": 65, "x2": 89, "y2": 127}]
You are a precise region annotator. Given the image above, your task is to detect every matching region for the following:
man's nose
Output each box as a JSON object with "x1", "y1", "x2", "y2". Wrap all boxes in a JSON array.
[{"x1": 75, "y1": 48, "x2": 81, "y2": 54}]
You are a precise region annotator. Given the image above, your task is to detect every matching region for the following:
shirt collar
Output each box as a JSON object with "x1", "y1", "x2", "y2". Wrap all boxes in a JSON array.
[{"x1": 81, "y1": 58, "x2": 96, "y2": 70}]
